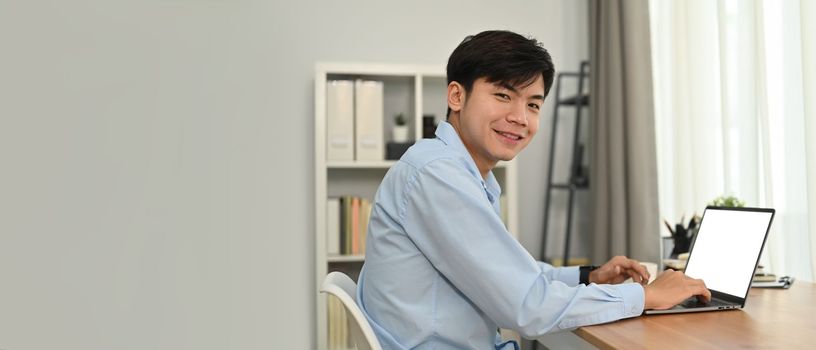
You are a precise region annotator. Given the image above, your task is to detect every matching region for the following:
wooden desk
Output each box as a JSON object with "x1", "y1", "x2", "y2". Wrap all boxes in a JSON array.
[{"x1": 574, "y1": 282, "x2": 816, "y2": 349}]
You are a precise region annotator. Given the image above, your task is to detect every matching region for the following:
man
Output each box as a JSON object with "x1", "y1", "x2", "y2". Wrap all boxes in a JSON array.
[{"x1": 357, "y1": 30, "x2": 711, "y2": 350}]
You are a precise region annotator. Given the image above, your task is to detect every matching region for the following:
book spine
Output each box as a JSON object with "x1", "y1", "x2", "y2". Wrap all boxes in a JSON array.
[
  {"x1": 339, "y1": 197, "x2": 347, "y2": 255},
  {"x1": 351, "y1": 197, "x2": 360, "y2": 255},
  {"x1": 354, "y1": 80, "x2": 384, "y2": 161},
  {"x1": 360, "y1": 198, "x2": 371, "y2": 254},
  {"x1": 327, "y1": 198, "x2": 340, "y2": 256},
  {"x1": 328, "y1": 295, "x2": 338, "y2": 349},
  {"x1": 344, "y1": 196, "x2": 353, "y2": 255},
  {"x1": 340, "y1": 297, "x2": 348, "y2": 349},
  {"x1": 327, "y1": 80, "x2": 355, "y2": 161}
]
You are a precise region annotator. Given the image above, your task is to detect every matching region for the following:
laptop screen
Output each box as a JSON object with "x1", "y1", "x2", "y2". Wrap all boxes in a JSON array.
[{"x1": 683, "y1": 207, "x2": 774, "y2": 298}]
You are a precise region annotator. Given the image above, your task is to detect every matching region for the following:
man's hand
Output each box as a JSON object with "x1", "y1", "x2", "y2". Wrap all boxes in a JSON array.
[
  {"x1": 643, "y1": 269, "x2": 712, "y2": 310},
  {"x1": 589, "y1": 255, "x2": 651, "y2": 285}
]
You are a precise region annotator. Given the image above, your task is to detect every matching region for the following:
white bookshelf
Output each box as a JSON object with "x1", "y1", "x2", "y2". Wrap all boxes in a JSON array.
[
  {"x1": 314, "y1": 63, "x2": 519, "y2": 350},
  {"x1": 327, "y1": 160, "x2": 510, "y2": 169},
  {"x1": 327, "y1": 160, "x2": 396, "y2": 169},
  {"x1": 327, "y1": 254, "x2": 366, "y2": 263}
]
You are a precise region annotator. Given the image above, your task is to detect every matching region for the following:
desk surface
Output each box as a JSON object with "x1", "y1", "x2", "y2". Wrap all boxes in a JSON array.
[{"x1": 574, "y1": 282, "x2": 816, "y2": 349}]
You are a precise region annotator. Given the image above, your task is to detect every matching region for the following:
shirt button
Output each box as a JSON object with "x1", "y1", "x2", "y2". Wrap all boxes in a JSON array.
[{"x1": 631, "y1": 306, "x2": 638, "y2": 314}]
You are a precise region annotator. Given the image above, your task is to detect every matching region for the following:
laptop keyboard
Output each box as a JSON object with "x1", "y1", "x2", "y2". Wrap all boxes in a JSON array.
[{"x1": 678, "y1": 297, "x2": 731, "y2": 308}]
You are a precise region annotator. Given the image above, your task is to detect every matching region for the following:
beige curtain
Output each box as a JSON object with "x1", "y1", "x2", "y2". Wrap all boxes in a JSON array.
[
  {"x1": 650, "y1": 0, "x2": 816, "y2": 281},
  {"x1": 588, "y1": 0, "x2": 660, "y2": 264}
]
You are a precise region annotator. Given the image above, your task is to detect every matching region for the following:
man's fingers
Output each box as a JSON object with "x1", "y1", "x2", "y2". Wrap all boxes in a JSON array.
[
  {"x1": 625, "y1": 265, "x2": 650, "y2": 283},
  {"x1": 599, "y1": 258, "x2": 654, "y2": 285},
  {"x1": 624, "y1": 268, "x2": 643, "y2": 283},
  {"x1": 688, "y1": 279, "x2": 712, "y2": 302},
  {"x1": 611, "y1": 258, "x2": 649, "y2": 281},
  {"x1": 618, "y1": 258, "x2": 640, "y2": 270},
  {"x1": 634, "y1": 263, "x2": 649, "y2": 279},
  {"x1": 695, "y1": 289, "x2": 712, "y2": 303},
  {"x1": 622, "y1": 260, "x2": 650, "y2": 281}
]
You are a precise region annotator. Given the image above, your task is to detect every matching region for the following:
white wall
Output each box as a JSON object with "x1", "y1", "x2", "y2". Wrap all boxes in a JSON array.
[{"x1": 0, "y1": 1, "x2": 587, "y2": 349}]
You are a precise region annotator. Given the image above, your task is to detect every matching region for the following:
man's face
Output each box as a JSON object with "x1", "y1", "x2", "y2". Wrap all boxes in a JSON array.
[{"x1": 449, "y1": 76, "x2": 544, "y2": 174}]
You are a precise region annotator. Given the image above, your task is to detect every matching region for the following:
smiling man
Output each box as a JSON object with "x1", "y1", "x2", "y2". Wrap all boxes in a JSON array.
[{"x1": 357, "y1": 30, "x2": 711, "y2": 350}]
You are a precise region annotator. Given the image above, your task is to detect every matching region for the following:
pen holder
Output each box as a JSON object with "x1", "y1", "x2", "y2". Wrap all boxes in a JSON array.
[
  {"x1": 664, "y1": 216, "x2": 700, "y2": 259},
  {"x1": 670, "y1": 228, "x2": 695, "y2": 258}
]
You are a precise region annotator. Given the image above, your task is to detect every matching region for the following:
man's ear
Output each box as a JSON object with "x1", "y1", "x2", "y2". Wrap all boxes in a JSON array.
[{"x1": 447, "y1": 81, "x2": 465, "y2": 113}]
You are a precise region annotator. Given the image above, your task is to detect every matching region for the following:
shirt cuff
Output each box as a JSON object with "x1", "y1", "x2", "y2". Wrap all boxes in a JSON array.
[
  {"x1": 616, "y1": 283, "x2": 646, "y2": 318},
  {"x1": 552, "y1": 265, "x2": 580, "y2": 286}
]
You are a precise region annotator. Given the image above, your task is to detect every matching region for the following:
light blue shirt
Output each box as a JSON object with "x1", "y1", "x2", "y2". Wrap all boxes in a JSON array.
[{"x1": 358, "y1": 122, "x2": 644, "y2": 350}]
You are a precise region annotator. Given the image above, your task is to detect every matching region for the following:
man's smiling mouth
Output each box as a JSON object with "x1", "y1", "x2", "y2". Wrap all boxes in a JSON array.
[{"x1": 495, "y1": 129, "x2": 523, "y2": 141}]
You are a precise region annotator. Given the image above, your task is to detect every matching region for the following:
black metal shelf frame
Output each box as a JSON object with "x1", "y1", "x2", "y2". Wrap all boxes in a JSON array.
[{"x1": 540, "y1": 61, "x2": 590, "y2": 265}]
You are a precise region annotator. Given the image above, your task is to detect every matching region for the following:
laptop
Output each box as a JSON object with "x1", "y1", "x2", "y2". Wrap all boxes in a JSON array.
[{"x1": 645, "y1": 206, "x2": 775, "y2": 315}]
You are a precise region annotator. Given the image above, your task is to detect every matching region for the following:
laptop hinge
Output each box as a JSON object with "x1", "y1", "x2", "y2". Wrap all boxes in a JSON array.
[{"x1": 711, "y1": 290, "x2": 744, "y2": 306}]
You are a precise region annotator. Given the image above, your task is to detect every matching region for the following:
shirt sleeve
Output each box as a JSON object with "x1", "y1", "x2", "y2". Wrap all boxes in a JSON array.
[
  {"x1": 400, "y1": 159, "x2": 644, "y2": 337},
  {"x1": 537, "y1": 263, "x2": 580, "y2": 286}
]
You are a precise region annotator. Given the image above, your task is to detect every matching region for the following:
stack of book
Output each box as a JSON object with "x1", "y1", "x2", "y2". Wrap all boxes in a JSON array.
[
  {"x1": 751, "y1": 266, "x2": 795, "y2": 288},
  {"x1": 752, "y1": 273, "x2": 778, "y2": 282},
  {"x1": 327, "y1": 295, "x2": 350, "y2": 350},
  {"x1": 327, "y1": 196, "x2": 372, "y2": 256}
]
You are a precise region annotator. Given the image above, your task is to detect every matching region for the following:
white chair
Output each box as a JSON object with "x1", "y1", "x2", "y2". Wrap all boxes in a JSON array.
[{"x1": 320, "y1": 271, "x2": 383, "y2": 350}]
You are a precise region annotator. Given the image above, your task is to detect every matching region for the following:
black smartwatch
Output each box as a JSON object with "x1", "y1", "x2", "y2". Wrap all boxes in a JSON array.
[{"x1": 579, "y1": 265, "x2": 600, "y2": 285}]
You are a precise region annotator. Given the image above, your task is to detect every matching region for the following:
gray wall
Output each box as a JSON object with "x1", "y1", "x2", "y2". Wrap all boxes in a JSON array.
[{"x1": 0, "y1": 1, "x2": 588, "y2": 349}]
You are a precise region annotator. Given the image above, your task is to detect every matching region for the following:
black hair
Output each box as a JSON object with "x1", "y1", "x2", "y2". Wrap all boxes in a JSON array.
[{"x1": 446, "y1": 30, "x2": 555, "y2": 118}]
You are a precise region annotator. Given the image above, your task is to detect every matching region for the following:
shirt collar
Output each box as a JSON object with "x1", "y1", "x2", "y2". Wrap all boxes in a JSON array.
[{"x1": 434, "y1": 121, "x2": 502, "y2": 202}]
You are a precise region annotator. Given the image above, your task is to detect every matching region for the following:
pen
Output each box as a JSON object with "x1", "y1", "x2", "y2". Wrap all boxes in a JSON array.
[{"x1": 663, "y1": 220, "x2": 675, "y2": 236}]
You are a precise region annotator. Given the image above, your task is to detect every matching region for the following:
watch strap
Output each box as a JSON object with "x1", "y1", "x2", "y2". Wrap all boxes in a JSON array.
[{"x1": 579, "y1": 265, "x2": 600, "y2": 285}]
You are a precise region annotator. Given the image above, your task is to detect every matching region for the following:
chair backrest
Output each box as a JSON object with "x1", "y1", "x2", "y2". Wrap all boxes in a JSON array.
[{"x1": 320, "y1": 271, "x2": 383, "y2": 350}]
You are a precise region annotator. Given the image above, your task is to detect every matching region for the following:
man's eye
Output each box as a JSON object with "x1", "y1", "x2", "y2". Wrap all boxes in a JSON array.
[
  {"x1": 528, "y1": 103, "x2": 541, "y2": 110},
  {"x1": 495, "y1": 93, "x2": 510, "y2": 100}
]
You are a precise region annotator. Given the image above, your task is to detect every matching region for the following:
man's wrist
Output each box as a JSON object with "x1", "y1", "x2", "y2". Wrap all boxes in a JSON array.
[
  {"x1": 642, "y1": 283, "x2": 651, "y2": 310},
  {"x1": 579, "y1": 265, "x2": 600, "y2": 285}
]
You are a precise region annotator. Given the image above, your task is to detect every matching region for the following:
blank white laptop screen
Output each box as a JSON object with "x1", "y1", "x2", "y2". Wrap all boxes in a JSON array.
[{"x1": 683, "y1": 208, "x2": 774, "y2": 297}]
